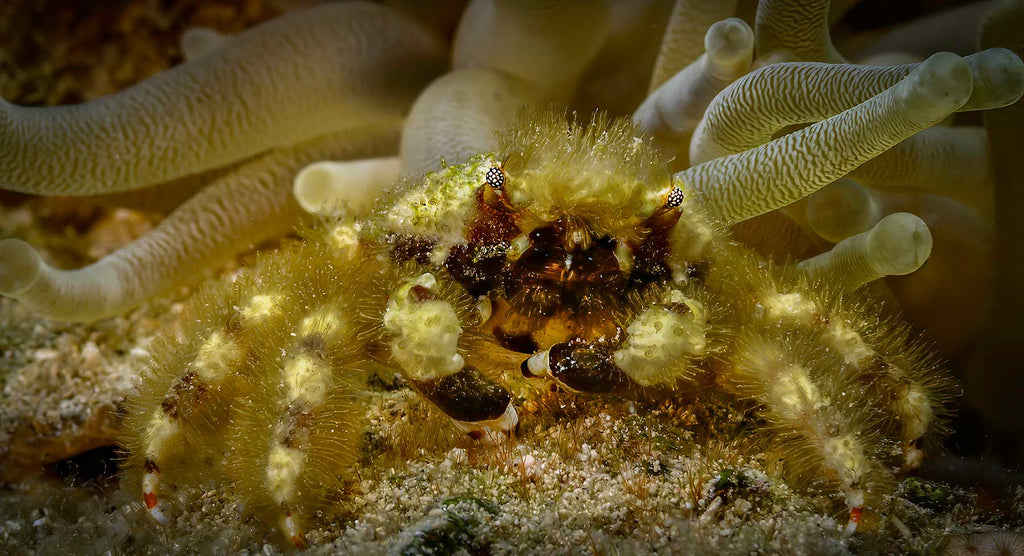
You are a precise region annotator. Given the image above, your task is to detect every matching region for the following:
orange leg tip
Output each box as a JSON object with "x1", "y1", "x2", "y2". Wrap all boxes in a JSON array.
[{"x1": 843, "y1": 506, "x2": 863, "y2": 536}]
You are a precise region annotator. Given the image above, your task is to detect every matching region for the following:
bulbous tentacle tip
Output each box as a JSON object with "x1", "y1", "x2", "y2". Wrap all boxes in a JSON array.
[
  {"x1": 806, "y1": 178, "x2": 880, "y2": 243},
  {"x1": 180, "y1": 26, "x2": 229, "y2": 61},
  {"x1": 965, "y1": 47, "x2": 1024, "y2": 110},
  {"x1": 0, "y1": 238, "x2": 42, "y2": 297},
  {"x1": 868, "y1": 212, "x2": 933, "y2": 276},
  {"x1": 902, "y1": 52, "x2": 973, "y2": 121},
  {"x1": 293, "y1": 157, "x2": 400, "y2": 216},
  {"x1": 705, "y1": 18, "x2": 754, "y2": 66}
]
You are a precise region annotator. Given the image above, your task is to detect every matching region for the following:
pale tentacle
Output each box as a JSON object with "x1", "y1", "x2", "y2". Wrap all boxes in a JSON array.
[
  {"x1": 180, "y1": 26, "x2": 230, "y2": 61},
  {"x1": 731, "y1": 210, "x2": 825, "y2": 262},
  {"x1": 0, "y1": 3, "x2": 444, "y2": 195},
  {"x1": 91, "y1": 163, "x2": 241, "y2": 214},
  {"x1": 881, "y1": 192, "x2": 993, "y2": 354},
  {"x1": 849, "y1": 126, "x2": 992, "y2": 212},
  {"x1": 804, "y1": 178, "x2": 882, "y2": 243},
  {"x1": 402, "y1": 0, "x2": 611, "y2": 177},
  {"x1": 796, "y1": 212, "x2": 932, "y2": 292},
  {"x1": 846, "y1": 1, "x2": 997, "y2": 61},
  {"x1": 962, "y1": 47, "x2": 1024, "y2": 111},
  {"x1": 678, "y1": 52, "x2": 974, "y2": 224},
  {"x1": 970, "y1": 0, "x2": 1024, "y2": 445},
  {"x1": 691, "y1": 49, "x2": 1024, "y2": 165},
  {"x1": 647, "y1": 0, "x2": 739, "y2": 92},
  {"x1": 572, "y1": 0, "x2": 674, "y2": 115},
  {"x1": 400, "y1": 69, "x2": 543, "y2": 178},
  {"x1": 633, "y1": 18, "x2": 754, "y2": 144},
  {"x1": 755, "y1": 0, "x2": 844, "y2": 63},
  {"x1": 0, "y1": 126, "x2": 400, "y2": 321},
  {"x1": 452, "y1": 0, "x2": 611, "y2": 102},
  {"x1": 293, "y1": 157, "x2": 401, "y2": 216},
  {"x1": 805, "y1": 180, "x2": 993, "y2": 352}
]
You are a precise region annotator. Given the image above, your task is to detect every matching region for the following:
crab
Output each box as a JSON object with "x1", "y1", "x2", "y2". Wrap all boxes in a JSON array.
[
  {"x1": 120, "y1": 108, "x2": 959, "y2": 547},
  {"x1": 3, "y1": 0, "x2": 1024, "y2": 551}
]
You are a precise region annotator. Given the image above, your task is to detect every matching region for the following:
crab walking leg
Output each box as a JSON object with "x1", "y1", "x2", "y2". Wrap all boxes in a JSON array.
[
  {"x1": 755, "y1": 287, "x2": 946, "y2": 471},
  {"x1": 0, "y1": 3, "x2": 444, "y2": 196},
  {"x1": 139, "y1": 333, "x2": 244, "y2": 524},
  {"x1": 228, "y1": 296, "x2": 369, "y2": 548},
  {"x1": 849, "y1": 127, "x2": 992, "y2": 206},
  {"x1": 633, "y1": 18, "x2": 754, "y2": 142},
  {"x1": 796, "y1": 213, "x2": 932, "y2": 292},
  {"x1": 132, "y1": 284, "x2": 288, "y2": 525},
  {"x1": 678, "y1": 52, "x2": 974, "y2": 225},
  {"x1": 727, "y1": 336, "x2": 881, "y2": 534},
  {"x1": 823, "y1": 321, "x2": 943, "y2": 472},
  {"x1": 524, "y1": 288, "x2": 709, "y2": 393},
  {"x1": 0, "y1": 126, "x2": 399, "y2": 321},
  {"x1": 755, "y1": 0, "x2": 844, "y2": 63},
  {"x1": 647, "y1": 0, "x2": 739, "y2": 92},
  {"x1": 384, "y1": 272, "x2": 517, "y2": 438},
  {"x1": 690, "y1": 48, "x2": 1024, "y2": 165}
]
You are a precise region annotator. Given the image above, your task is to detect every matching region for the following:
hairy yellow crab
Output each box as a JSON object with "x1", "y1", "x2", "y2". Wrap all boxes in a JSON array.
[{"x1": 122, "y1": 111, "x2": 951, "y2": 547}]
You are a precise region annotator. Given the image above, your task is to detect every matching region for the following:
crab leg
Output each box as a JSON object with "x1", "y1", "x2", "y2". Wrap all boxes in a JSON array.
[
  {"x1": 751, "y1": 284, "x2": 952, "y2": 472},
  {"x1": 726, "y1": 334, "x2": 883, "y2": 535},
  {"x1": 126, "y1": 279, "x2": 281, "y2": 526}
]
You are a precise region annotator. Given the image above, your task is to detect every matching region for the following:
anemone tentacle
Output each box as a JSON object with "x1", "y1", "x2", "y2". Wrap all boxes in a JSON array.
[
  {"x1": 402, "y1": 1, "x2": 611, "y2": 177},
  {"x1": 690, "y1": 49, "x2": 1024, "y2": 165},
  {"x1": 796, "y1": 212, "x2": 932, "y2": 292},
  {"x1": 633, "y1": 17, "x2": 754, "y2": 153},
  {"x1": 678, "y1": 52, "x2": 973, "y2": 224},
  {"x1": 0, "y1": 2, "x2": 444, "y2": 196},
  {"x1": 0, "y1": 126, "x2": 400, "y2": 322},
  {"x1": 400, "y1": 70, "x2": 542, "y2": 178},
  {"x1": 849, "y1": 126, "x2": 992, "y2": 211},
  {"x1": 452, "y1": 0, "x2": 611, "y2": 102},
  {"x1": 755, "y1": 0, "x2": 844, "y2": 63},
  {"x1": 803, "y1": 178, "x2": 882, "y2": 243},
  {"x1": 647, "y1": 0, "x2": 738, "y2": 92}
]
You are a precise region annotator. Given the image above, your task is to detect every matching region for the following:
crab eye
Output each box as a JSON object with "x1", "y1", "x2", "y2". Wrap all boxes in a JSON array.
[
  {"x1": 665, "y1": 187, "x2": 684, "y2": 208},
  {"x1": 485, "y1": 166, "x2": 505, "y2": 189}
]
